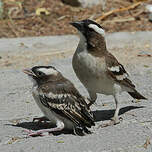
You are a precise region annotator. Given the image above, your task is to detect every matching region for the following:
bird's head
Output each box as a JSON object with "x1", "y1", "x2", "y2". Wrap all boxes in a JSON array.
[
  {"x1": 70, "y1": 19, "x2": 105, "y2": 39},
  {"x1": 70, "y1": 19, "x2": 106, "y2": 50},
  {"x1": 23, "y1": 66, "x2": 61, "y2": 85}
]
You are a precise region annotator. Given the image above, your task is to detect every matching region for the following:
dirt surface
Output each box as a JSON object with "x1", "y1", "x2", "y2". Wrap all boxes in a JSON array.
[
  {"x1": 0, "y1": 35, "x2": 77, "y2": 69},
  {"x1": 1, "y1": 0, "x2": 152, "y2": 38},
  {"x1": 0, "y1": 32, "x2": 152, "y2": 69},
  {"x1": 0, "y1": 32, "x2": 152, "y2": 152}
]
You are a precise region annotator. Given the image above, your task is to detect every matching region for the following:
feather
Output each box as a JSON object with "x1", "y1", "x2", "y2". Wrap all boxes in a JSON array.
[
  {"x1": 37, "y1": 76, "x2": 95, "y2": 128},
  {"x1": 105, "y1": 52, "x2": 136, "y2": 90}
]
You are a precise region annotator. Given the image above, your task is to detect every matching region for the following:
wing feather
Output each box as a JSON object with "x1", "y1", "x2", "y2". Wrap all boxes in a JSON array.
[
  {"x1": 106, "y1": 52, "x2": 135, "y2": 89},
  {"x1": 38, "y1": 93, "x2": 95, "y2": 128}
]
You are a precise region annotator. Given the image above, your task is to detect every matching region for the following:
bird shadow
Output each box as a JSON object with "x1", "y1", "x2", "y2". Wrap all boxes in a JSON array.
[
  {"x1": 6, "y1": 121, "x2": 73, "y2": 136},
  {"x1": 6, "y1": 105, "x2": 144, "y2": 136},
  {"x1": 93, "y1": 105, "x2": 144, "y2": 122}
]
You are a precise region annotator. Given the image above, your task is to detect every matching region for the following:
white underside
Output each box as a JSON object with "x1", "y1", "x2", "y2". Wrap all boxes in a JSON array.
[
  {"x1": 31, "y1": 85, "x2": 75, "y2": 130},
  {"x1": 72, "y1": 45, "x2": 129, "y2": 96},
  {"x1": 73, "y1": 54, "x2": 118, "y2": 95}
]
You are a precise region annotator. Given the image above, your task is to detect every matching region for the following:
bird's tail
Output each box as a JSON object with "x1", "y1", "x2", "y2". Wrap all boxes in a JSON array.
[
  {"x1": 128, "y1": 90, "x2": 147, "y2": 100},
  {"x1": 74, "y1": 126, "x2": 92, "y2": 136}
]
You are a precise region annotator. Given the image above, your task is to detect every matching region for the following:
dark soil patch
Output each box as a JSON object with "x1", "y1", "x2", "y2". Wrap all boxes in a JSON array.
[{"x1": 0, "y1": 0, "x2": 152, "y2": 38}]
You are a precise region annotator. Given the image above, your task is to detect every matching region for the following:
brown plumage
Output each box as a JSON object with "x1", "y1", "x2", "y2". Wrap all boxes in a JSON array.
[
  {"x1": 23, "y1": 66, "x2": 95, "y2": 136},
  {"x1": 71, "y1": 19, "x2": 147, "y2": 126},
  {"x1": 85, "y1": 27, "x2": 147, "y2": 100}
]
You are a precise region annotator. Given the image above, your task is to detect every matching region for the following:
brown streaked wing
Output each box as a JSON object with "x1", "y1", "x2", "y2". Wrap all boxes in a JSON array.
[
  {"x1": 105, "y1": 52, "x2": 135, "y2": 89},
  {"x1": 38, "y1": 93, "x2": 95, "y2": 128}
]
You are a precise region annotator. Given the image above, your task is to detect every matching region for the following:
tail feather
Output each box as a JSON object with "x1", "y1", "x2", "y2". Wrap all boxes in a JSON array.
[
  {"x1": 74, "y1": 126, "x2": 92, "y2": 136},
  {"x1": 128, "y1": 90, "x2": 147, "y2": 100}
]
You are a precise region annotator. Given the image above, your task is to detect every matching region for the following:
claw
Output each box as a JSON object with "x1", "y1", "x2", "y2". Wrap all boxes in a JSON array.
[
  {"x1": 98, "y1": 117, "x2": 123, "y2": 128},
  {"x1": 98, "y1": 121, "x2": 115, "y2": 128},
  {"x1": 22, "y1": 122, "x2": 64, "y2": 137},
  {"x1": 23, "y1": 129, "x2": 44, "y2": 137}
]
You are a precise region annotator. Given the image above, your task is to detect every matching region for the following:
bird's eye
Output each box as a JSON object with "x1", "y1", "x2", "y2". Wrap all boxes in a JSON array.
[
  {"x1": 37, "y1": 71, "x2": 44, "y2": 77},
  {"x1": 88, "y1": 27, "x2": 94, "y2": 32}
]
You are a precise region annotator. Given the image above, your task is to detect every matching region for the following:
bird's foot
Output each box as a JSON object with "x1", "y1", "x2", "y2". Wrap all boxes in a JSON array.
[
  {"x1": 33, "y1": 116, "x2": 49, "y2": 123},
  {"x1": 23, "y1": 129, "x2": 45, "y2": 137},
  {"x1": 23, "y1": 128, "x2": 58, "y2": 137},
  {"x1": 99, "y1": 117, "x2": 123, "y2": 128},
  {"x1": 111, "y1": 116, "x2": 123, "y2": 124}
]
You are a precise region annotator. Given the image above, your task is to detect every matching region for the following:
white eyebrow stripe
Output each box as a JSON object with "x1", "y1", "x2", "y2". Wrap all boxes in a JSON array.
[
  {"x1": 88, "y1": 24, "x2": 105, "y2": 36},
  {"x1": 38, "y1": 68, "x2": 58, "y2": 75}
]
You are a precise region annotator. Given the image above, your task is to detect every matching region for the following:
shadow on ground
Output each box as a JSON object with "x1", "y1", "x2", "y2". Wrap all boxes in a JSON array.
[
  {"x1": 7, "y1": 121, "x2": 73, "y2": 136},
  {"x1": 5, "y1": 105, "x2": 144, "y2": 136},
  {"x1": 93, "y1": 105, "x2": 144, "y2": 122}
]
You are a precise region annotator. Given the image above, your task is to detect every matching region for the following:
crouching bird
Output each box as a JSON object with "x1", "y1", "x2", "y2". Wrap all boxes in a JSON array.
[
  {"x1": 70, "y1": 19, "x2": 147, "y2": 126},
  {"x1": 23, "y1": 66, "x2": 95, "y2": 136}
]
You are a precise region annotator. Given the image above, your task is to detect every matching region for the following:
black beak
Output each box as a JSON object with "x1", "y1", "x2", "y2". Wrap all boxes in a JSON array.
[
  {"x1": 70, "y1": 21, "x2": 84, "y2": 31},
  {"x1": 23, "y1": 68, "x2": 37, "y2": 77}
]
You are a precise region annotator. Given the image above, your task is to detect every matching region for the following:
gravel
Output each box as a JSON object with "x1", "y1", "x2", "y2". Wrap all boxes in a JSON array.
[{"x1": 0, "y1": 32, "x2": 152, "y2": 152}]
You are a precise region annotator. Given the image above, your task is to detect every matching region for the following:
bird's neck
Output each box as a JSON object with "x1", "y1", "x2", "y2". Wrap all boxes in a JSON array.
[
  {"x1": 76, "y1": 32, "x2": 108, "y2": 58},
  {"x1": 77, "y1": 32, "x2": 88, "y2": 52},
  {"x1": 37, "y1": 73, "x2": 64, "y2": 86},
  {"x1": 88, "y1": 32, "x2": 107, "y2": 51}
]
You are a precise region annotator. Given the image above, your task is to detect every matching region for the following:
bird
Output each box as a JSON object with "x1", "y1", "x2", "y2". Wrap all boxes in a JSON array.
[
  {"x1": 23, "y1": 66, "x2": 95, "y2": 136},
  {"x1": 70, "y1": 19, "x2": 147, "y2": 126}
]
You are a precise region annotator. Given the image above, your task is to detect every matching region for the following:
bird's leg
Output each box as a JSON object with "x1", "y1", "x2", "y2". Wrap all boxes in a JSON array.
[
  {"x1": 111, "y1": 93, "x2": 122, "y2": 124},
  {"x1": 33, "y1": 116, "x2": 49, "y2": 123},
  {"x1": 99, "y1": 93, "x2": 122, "y2": 128},
  {"x1": 87, "y1": 91, "x2": 97, "y2": 107},
  {"x1": 24, "y1": 121, "x2": 64, "y2": 137}
]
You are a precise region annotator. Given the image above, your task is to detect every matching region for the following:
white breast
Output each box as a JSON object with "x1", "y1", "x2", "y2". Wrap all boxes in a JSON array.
[
  {"x1": 72, "y1": 50, "x2": 117, "y2": 95},
  {"x1": 31, "y1": 86, "x2": 75, "y2": 129},
  {"x1": 32, "y1": 86, "x2": 58, "y2": 124}
]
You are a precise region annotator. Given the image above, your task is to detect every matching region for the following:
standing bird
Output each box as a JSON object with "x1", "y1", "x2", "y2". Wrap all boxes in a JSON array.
[
  {"x1": 23, "y1": 66, "x2": 95, "y2": 136},
  {"x1": 71, "y1": 19, "x2": 147, "y2": 125}
]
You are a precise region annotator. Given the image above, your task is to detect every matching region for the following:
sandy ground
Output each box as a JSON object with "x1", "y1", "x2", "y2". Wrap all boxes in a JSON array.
[{"x1": 0, "y1": 32, "x2": 152, "y2": 152}]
